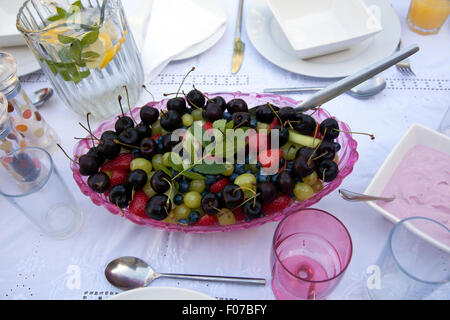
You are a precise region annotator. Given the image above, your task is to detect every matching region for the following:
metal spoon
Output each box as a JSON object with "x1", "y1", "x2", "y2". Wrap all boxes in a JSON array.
[
  {"x1": 339, "y1": 189, "x2": 395, "y2": 202},
  {"x1": 105, "y1": 256, "x2": 266, "y2": 291},
  {"x1": 31, "y1": 88, "x2": 53, "y2": 108},
  {"x1": 264, "y1": 77, "x2": 387, "y2": 98}
]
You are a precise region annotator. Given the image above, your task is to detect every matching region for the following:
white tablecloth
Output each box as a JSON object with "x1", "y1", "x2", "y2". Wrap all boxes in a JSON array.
[{"x1": 1, "y1": 0, "x2": 449, "y2": 300}]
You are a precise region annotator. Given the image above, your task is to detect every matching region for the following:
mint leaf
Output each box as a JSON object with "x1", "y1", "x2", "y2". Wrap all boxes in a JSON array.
[
  {"x1": 57, "y1": 34, "x2": 77, "y2": 44},
  {"x1": 69, "y1": 40, "x2": 82, "y2": 62},
  {"x1": 81, "y1": 30, "x2": 99, "y2": 47},
  {"x1": 193, "y1": 163, "x2": 226, "y2": 175},
  {"x1": 56, "y1": 7, "x2": 67, "y2": 18},
  {"x1": 181, "y1": 171, "x2": 205, "y2": 180},
  {"x1": 82, "y1": 51, "x2": 100, "y2": 59},
  {"x1": 47, "y1": 14, "x2": 63, "y2": 22},
  {"x1": 72, "y1": 0, "x2": 82, "y2": 9},
  {"x1": 226, "y1": 120, "x2": 234, "y2": 130}
]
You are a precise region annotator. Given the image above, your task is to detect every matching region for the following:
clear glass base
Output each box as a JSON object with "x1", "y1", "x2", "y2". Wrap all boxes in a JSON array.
[{"x1": 407, "y1": 17, "x2": 442, "y2": 35}]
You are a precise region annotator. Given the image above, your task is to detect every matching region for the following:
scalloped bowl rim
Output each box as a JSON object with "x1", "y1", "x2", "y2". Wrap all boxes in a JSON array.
[{"x1": 71, "y1": 92, "x2": 359, "y2": 233}]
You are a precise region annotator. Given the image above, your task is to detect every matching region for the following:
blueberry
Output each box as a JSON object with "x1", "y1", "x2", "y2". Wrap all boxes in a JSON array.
[
  {"x1": 174, "y1": 194, "x2": 184, "y2": 205},
  {"x1": 179, "y1": 180, "x2": 190, "y2": 193},
  {"x1": 259, "y1": 174, "x2": 270, "y2": 182},
  {"x1": 217, "y1": 192, "x2": 223, "y2": 199},
  {"x1": 234, "y1": 164, "x2": 246, "y2": 174},
  {"x1": 131, "y1": 149, "x2": 140, "y2": 157},
  {"x1": 249, "y1": 118, "x2": 258, "y2": 128},
  {"x1": 334, "y1": 142, "x2": 341, "y2": 152},
  {"x1": 230, "y1": 173, "x2": 239, "y2": 182},
  {"x1": 201, "y1": 190, "x2": 208, "y2": 198},
  {"x1": 223, "y1": 112, "x2": 232, "y2": 121},
  {"x1": 271, "y1": 173, "x2": 279, "y2": 183},
  {"x1": 189, "y1": 211, "x2": 201, "y2": 223},
  {"x1": 287, "y1": 161, "x2": 294, "y2": 171},
  {"x1": 178, "y1": 219, "x2": 189, "y2": 226},
  {"x1": 280, "y1": 158, "x2": 285, "y2": 167},
  {"x1": 205, "y1": 175, "x2": 216, "y2": 186}
]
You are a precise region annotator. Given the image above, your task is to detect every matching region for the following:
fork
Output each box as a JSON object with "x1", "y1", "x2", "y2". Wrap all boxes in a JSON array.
[{"x1": 395, "y1": 41, "x2": 416, "y2": 76}]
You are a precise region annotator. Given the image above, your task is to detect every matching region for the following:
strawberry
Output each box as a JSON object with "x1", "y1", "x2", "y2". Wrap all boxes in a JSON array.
[
  {"x1": 232, "y1": 207, "x2": 246, "y2": 221},
  {"x1": 195, "y1": 214, "x2": 217, "y2": 226},
  {"x1": 101, "y1": 153, "x2": 135, "y2": 172},
  {"x1": 210, "y1": 178, "x2": 229, "y2": 194},
  {"x1": 258, "y1": 149, "x2": 283, "y2": 168},
  {"x1": 247, "y1": 131, "x2": 269, "y2": 153},
  {"x1": 129, "y1": 191, "x2": 149, "y2": 219},
  {"x1": 202, "y1": 121, "x2": 213, "y2": 131},
  {"x1": 152, "y1": 134, "x2": 161, "y2": 141},
  {"x1": 108, "y1": 170, "x2": 128, "y2": 187},
  {"x1": 270, "y1": 117, "x2": 280, "y2": 130},
  {"x1": 263, "y1": 194, "x2": 292, "y2": 216}
]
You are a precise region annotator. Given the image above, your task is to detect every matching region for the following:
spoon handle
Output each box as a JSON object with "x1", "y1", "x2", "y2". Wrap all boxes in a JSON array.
[
  {"x1": 339, "y1": 189, "x2": 395, "y2": 202},
  {"x1": 264, "y1": 87, "x2": 323, "y2": 94},
  {"x1": 159, "y1": 272, "x2": 266, "y2": 285}
]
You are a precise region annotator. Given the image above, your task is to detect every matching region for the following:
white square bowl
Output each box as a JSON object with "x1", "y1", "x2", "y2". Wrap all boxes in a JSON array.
[
  {"x1": 266, "y1": 0, "x2": 383, "y2": 59},
  {"x1": 365, "y1": 123, "x2": 450, "y2": 252}
]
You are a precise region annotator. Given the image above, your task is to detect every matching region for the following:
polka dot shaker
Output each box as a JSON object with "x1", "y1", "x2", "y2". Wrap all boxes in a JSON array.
[
  {"x1": 0, "y1": 93, "x2": 27, "y2": 159},
  {"x1": 0, "y1": 52, "x2": 60, "y2": 154}
]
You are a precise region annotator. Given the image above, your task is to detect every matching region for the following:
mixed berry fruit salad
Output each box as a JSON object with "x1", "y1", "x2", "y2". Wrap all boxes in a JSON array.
[{"x1": 67, "y1": 70, "x2": 359, "y2": 232}]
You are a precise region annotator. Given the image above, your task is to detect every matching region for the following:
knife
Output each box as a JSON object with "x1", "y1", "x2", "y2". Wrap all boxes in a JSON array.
[{"x1": 232, "y1": 0, "x2": 245, "y2": 74}]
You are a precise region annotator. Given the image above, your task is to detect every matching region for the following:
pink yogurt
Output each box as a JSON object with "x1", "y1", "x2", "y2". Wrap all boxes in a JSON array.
[{"x1": 378, "y1": 144, "x2": 450, "y2": 247}]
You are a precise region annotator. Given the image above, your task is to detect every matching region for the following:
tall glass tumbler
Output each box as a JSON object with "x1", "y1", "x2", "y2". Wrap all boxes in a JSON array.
[
  {"x1": 368, "y1": 217, "x2": 450, "y2": 300},
  {"x1": 0, "y1": 147, "x2": 84, "y2": 239},
  {"x1": 271, "y1": 209, "x2": 353, "y2": 300},
  {"x1": 16, "y1": 0, "x2": 144, "y2": 120}
]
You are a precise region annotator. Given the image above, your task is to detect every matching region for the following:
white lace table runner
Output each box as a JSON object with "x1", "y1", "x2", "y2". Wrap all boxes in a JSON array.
[{"x1": 1, "y1": 0, "x2": 449, "y2": 300}]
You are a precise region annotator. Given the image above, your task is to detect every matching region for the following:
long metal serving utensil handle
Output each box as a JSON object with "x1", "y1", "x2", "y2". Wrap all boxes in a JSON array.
[
  {"x1": 159, "y1": 272, "x2": 266, "y2": 285},
  {"x1": 236, "y1": 0, "x2": 244, "y2": 39},
  {"x1": 295, "y1": 44, "x2": 420, "y2": 112}
]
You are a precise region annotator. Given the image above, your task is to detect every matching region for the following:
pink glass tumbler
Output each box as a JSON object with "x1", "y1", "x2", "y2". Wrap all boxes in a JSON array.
[{"x1": 271, "y1": 208, "x2": 353, "y2": 300}]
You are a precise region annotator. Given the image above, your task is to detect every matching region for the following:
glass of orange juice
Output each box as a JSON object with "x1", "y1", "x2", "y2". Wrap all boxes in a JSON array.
[{"x1": 407, "y1": 0, "x2": 450, "y2": 35}]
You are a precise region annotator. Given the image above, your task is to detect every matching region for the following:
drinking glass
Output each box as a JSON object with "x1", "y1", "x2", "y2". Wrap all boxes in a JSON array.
[
  {"x1": 0, "y1": 147, "x2": 84, "y2": 239},
  {"x1": 271, "y1": 208, "x2": 353, "y2": 300},
  {"x1": 407, "y1": 0, "x2": 450, "y2": 35},
  {"x1": 368, "y1": 217, "x2": 450, "y2": 300},
  {"x1": 16, "y1": 0, "x2": 144, "y2": 120}
]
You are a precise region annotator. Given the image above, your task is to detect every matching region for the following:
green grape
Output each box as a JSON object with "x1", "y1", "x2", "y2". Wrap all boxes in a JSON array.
[
  {"x1": 294, "y1": 183, "x2": 314, "y2": 201},
  {"x1": 217, "y1": 208, "x2": 235, "y2": 226},
  {"x1": 222, "y1": 163, "x2": 234, "y2": 176},
  {"x1": 256, "y1": 122, "x2": 271, "y2": 133},
  {"x1": 191, "y1": 109, "x2": 203, "y2": 121},
  {"x1": 152, "y1": 119, "x2": 162, "y2": 136},
  {"x1": 143, "y1": 180, "x2": 157, "y2": 199},
  {"x1": 151, "y1": 154, "x2": 163, "y2": 170},
  {"x1": 130, "y1": 158, "x2": 153, "y2": 175},
  {"x1": 174, "y1": 204, "x2": 191, "y2": 220},
  {"x1": 190, "y1": 180, "x2": 206, "y2": 193},
  {"x1": 162, "y1": 152, "x2": 171, "y2": 167},
  {"x1": 182, "y1": 113, "x2": 194, "y2": 127},
  {"x1": 302, "y1": 171, "x2": 318, "y2": 186},
  {"x1": 184, "y1": 191, "x2": 202, "y2": 209}
]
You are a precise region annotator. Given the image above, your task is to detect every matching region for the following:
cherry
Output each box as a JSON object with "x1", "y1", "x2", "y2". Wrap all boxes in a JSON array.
[
  {"x1": 79, "y1": 154, "x2": 100, "y2": 176},
  {"x1": 210, "y1": 96, "x2": 226, "y2": 112},
  {"x1": 140, "y1": 105, "x2": 160, "y2": 125},
  {"x1": 139, "y1": 137, "x2": 157, "y2": 160},
  {"x1": 256, "y1": 181, "x2": 277, "y2": 204},
  {"x1": 108, "y1": 184, "x2": 131, "y2": 208},
  {"x1": 160, "y1": 110, "x2": 182, "y2": 132},
  {"x1": 316, "y1": 140, "x2": 336, "y2": 161},
  {"x1": 231, "y1": 112, "x2": 251, "y2": 128},
  {"x1": 127, "y1": 169, "x2": 148, "y2": 190},
  {"x1": 277, "y1": 107, "x2": 297, "y2": 124},
  {"x1": 317, "y1": 159, "x2": 339, "y2": 182},
  {"x1": 115, "y1": 116, "x2": 134, "y2": 134},
  {"x1": 118, "y1": 127, "x2": 140, "y2": 147},
  {"x1": 272, "y1": 125, "x2": 289, "y2": 147},
  {"x1": 88, "y1": 172, "x2": 111, "y2": 193},
  {"x1": 135, "y1": 122, "x2": 152, "y2": 139},
  {"x1": 167, "y1": 97, "x2": 187, "y2": 115},
  {"x1": 150, "y1": 169, "x2": 171, "y2": 193},
  {"x1": 243, "y1": 200, "x2": 263, "y2": 220},
  {"x1": 87, "y1": 146, "x2": 105, "y2": 167},
  {"x1": 97, "y1": 138, "x2": 121, "y2": 160},
  {"x1": 146, "y1": 194, "x2": 171, "y2": 220},
  {"x1": 201, "y1": 193, "x2": 221, "y2": 215},
  {"x1": 101, "y1": 130, "x2": 117, "y2": 141},
  {"x1": 222, "y1": 184, "x2": 244, "y2": 209},
  {"x1": 294, "y1": 114, "x2": 317, "y2": 136},
  {"x1": 276, "y1": 170, "x2": 295, "y2": 194},
  {"x1": 320, "y1": 118, "x2": 339, "y2": 141},
  {"x1": 186, "y1": 89, "x2": 205, "y2": 109},
  {"x1": 162, "y1": 133, "x2": 181, "y2": 153},
  {"x1": 256, "y1": 104, "x2": 275, "y2": 124},
  {"x1": 203, "y1": 102, "x2": 223, "y2": 122},
  {"x1": 293, "y1": 154, "x2": 316, "y2": 178},
  {"x1": 226, "y1": 99, "x2": 248, "y2": 114}
]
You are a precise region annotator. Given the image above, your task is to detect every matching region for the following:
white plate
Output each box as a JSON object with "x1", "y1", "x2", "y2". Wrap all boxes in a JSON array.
[
  {"x1": 364, "y1": 123, "x2": 450, "y2": 253},
  {"x1": 246, "y1": 0, "x2": 401, "y2": 78},
  {"x1": 0, "y1": 46, "x2": 41, "y2": 77},
  {"x1": 172, "y1": 0, "x2": 227, "y2": 61},
  {"x1": 0, "y1": 0, "x2": 26, "y2": 47},
  {"x1": 109, "y1": 286, "x2": 216, "y2": 300}
]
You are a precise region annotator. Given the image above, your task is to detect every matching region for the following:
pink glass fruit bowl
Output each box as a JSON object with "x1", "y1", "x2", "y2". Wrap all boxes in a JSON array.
[{"x1": 72, "y1": 92, "x2": 359, "y2": 233}]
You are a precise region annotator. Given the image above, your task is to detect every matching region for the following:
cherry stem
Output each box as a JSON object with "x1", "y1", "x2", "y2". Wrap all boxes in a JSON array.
[
  {"x1": 113, "y1": 139, "x2": 144, "y2": 150},
  {"x1": 86, "y1": 112, "x2": 96, "y2": 147},
  {"x1": 267, "y1": 103, "x2": 284, "y2": 128},
  {"x1": 334, "y1": 129, "x2": 375, "y2": 140},
  {"x1": 192, "y1": 85, "x2": 214, "y2": 103},
  {"x1": 123, "y1": 85, "x2": 137, "y2": 124},
  {"x1": 115, "y1": 201, "x2": 125, "y2": 217},
  {"x1": 232, "y1": 192, "x2": 261, "y2": 211},
  {"x1": 176, "y1": 67, "x2": 195, "y2": 97},
  {"x1": 162, "y1": 178, "x2": 173, "y2": 205},
  {"x1": 308, "y1": 127, "x2": 326, "y2": 165},
  {"x1": 209, "y1": 204, "x2": 222, "y2": 214},
  {"x1": 312, "y1": 151, "x2": 329, "y2": 162},
  {"x1": 118, "y1": 95, "x2": 126, "y2": 117},
  {"x1": 322, "y1": 168, "x2": 327, "y2": 182},
  {"x1": 78, "y1": 122, "x2": 100, "y2": 143},
  {"x1": 142, "y1": 85, "x2": 155, "y2": 102},
  {"x1": 57, "y1": 144, "x2": 78, "y2": 164}
]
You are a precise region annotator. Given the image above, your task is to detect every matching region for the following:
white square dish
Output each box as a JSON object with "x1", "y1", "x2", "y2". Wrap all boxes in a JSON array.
[
  {"x1": 266, "y1": 0, "x2": 383, "y2": 59},
  {"x1": 365, "y1": 123, "x2": 450, "y2": 252},
  {"x1": 0, "y1": 1, "x2": 26, "y2": 47}
]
